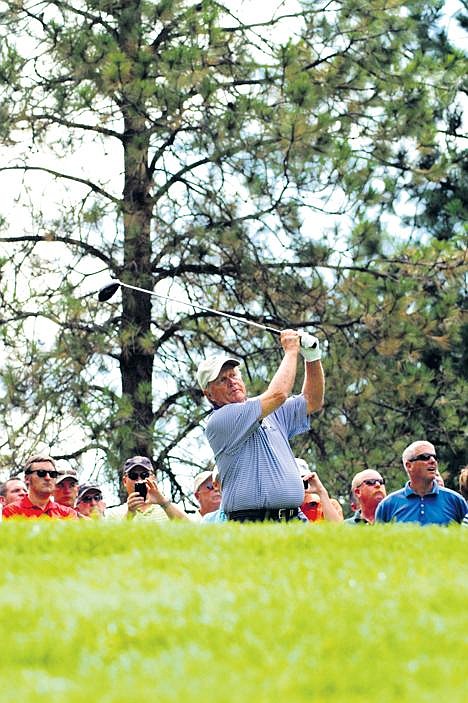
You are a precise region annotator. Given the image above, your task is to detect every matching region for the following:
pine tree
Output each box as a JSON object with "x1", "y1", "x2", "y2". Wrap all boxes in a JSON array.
[{"x1": 0, "y1": 1, "x2": 465, "y2": 502}]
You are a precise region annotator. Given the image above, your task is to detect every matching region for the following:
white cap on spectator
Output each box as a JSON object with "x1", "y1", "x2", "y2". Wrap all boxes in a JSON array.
[{"x1": 194, "y1": 471, "x2": 213, "y2": 493}]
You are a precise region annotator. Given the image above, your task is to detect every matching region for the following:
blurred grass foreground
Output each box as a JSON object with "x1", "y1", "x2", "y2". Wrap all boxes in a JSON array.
[{"x1": 1, "y1": 521, "x2": 467, "y2": 702}]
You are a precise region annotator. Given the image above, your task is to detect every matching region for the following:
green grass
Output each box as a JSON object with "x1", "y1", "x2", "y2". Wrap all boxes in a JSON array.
[{"x1": 1, "y1": 521, "x2": 466, "y2": 702}]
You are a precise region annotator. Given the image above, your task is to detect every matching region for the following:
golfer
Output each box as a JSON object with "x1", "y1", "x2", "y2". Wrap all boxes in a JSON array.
[{"x1": 196, "y1": 329, "x2": 324, "y2": 522}]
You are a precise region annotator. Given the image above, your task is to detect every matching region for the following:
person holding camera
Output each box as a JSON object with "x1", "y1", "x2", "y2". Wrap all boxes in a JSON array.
[
  {"x1": 296, "y1": 459, "x2": 343, "y2": 522},
  {"x1": 106, "y1": 456, "x2": 190, "y2": 522}
]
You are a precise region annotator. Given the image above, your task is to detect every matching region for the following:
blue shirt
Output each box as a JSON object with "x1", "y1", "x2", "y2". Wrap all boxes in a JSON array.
[
  {"x1": 205, "y1": 395, "x2": 309, "y2": 513},
  {"x1": 375, "y1": 481, "x2": 468, "y2": 526},
  {"x1": 202, "y1": 508, "x2": 228, "y2": 523}
]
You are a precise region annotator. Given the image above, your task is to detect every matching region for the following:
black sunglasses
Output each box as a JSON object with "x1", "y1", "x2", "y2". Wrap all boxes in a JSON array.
[
  {"x1": 408, "y1": 453, "x2": 437, "y2": 462},
  {"x1": 126, "y1": 469, "x2": 151, "y2": 481},
  {"x1": 80, "y1": 494, "x2": 102, "y2": 503},
  {"x1": 26, "y1": 469, "x2": 60, "y2": 479},
  {"x1": 357, "y1": 478, "x2": 386, "y2": 487}
]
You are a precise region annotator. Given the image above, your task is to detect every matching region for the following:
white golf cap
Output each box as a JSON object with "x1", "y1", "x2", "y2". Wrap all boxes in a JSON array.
[
  {"x1": 196, "y1": 354, "x2": 240, "y2": 390},
  {"x1": 193, "y1": 470, "x2": 213, "y2": 492}
]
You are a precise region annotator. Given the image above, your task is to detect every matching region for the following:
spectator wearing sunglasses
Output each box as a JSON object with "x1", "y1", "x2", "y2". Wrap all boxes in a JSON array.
[
  {"x1": 75, "y1": 484, "x2": 106, "y2": 518},
  {"x1": 201, "y1": 467, "x2": 228, "y2": 523},
  {"x1": 106, "y1": 456, "x2": 190, "y2": 522},
  {"x1": 375, "y1": 441, "x2": 468, "y2": 526},
  {"x1": 192, "y1": 469, "x2": 222, "y2": 521},
  {"x1": 2, "y1": 454, "x2": 78, "y2": 520},
  {"x1": 344, "y1": 470, "x2": 386, "y2": 525}
]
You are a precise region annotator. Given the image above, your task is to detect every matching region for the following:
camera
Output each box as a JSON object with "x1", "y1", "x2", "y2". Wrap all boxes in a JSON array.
[{"x1": 134, "y1": 482, "x2": 147, "y2": 500}]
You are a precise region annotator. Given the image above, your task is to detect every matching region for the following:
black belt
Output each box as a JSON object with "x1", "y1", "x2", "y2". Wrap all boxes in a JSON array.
[{"x1": 227, "y1": 507, "x2": 299, "y2": 523}]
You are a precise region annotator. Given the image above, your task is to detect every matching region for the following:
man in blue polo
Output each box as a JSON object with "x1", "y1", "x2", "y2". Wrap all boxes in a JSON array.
[
  {"x1": 375, "y1": 440, "x2": 467, "y2": 526},
  {"x1": 196, "y1": 329, "x2": 324, "y2": 522}
]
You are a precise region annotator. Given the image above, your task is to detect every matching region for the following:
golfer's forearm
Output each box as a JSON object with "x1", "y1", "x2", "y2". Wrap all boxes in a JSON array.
[
  {"x1": 302, "y1": 360, "x2": 324, "y2": 414},
  {"x1": 259, "y1": 350, "x2": 298, "y2": 416}
]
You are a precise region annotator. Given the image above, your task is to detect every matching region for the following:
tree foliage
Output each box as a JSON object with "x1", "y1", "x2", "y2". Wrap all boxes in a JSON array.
[{"x1": 0, "y1": 0, "x2": 465, "y2": 504}]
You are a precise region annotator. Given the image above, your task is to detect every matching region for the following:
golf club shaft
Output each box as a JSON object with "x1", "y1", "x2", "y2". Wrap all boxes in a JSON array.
[{"x1": 117, "y1": 281, "x2": 281, "y2": 335}]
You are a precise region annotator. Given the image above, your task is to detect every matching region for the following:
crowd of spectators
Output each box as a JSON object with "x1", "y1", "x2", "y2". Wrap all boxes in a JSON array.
[
  {"x1": 0, "y1": 449, "x2": 466, "y2": 526},
  {"x1": 1, "y1": 329, "x2": 466, "y2": 526}
]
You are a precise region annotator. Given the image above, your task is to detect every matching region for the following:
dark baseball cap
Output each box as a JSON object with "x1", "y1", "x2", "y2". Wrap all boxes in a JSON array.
[
  {"x1": 122, "y1": 456, "x2": 154, "y2": 474},
  {"x1": 76, "y1": 484, "x2": 102, "y2": 503}
]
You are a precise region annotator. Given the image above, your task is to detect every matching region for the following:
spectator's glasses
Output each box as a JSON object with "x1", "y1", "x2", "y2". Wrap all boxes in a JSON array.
[
  {"x1": 201, "y1": 483, "x2": 215, "y2": 491},
  {"x1": 80, "y1": 494, "x2": 102, "y2": 503},
  {"x1": 408, "y1": 453, "x2": 437, "y2": 462},
  {"x1": 25, "y1": 469, "x2": 60, "y2": 479},
  {"x1": 357, "y1": 478, "x2": 385, "y2": 487},
  {"x1": 126, "y1": 469, "x2": 151, "y2": 481}
]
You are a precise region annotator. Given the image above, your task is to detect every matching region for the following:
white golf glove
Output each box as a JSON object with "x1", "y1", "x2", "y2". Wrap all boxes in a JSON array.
[{"x1": 299, "y1": 331, "x2": 321, "y2": 362}]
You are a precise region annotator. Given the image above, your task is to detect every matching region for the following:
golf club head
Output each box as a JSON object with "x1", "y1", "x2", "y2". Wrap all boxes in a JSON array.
[{"x1": 98, "y1": 281, "x2": 121, "y2": 302}]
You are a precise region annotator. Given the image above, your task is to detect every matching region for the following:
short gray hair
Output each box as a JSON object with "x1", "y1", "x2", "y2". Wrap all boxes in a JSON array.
[{"x1": 401, "y1": 441, "x2": 434, "y2": 471}]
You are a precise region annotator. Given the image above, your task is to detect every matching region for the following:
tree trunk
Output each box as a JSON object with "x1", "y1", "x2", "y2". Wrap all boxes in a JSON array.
[{"x1": 119, "y1": 1, "x2": 154, "y2": 462}]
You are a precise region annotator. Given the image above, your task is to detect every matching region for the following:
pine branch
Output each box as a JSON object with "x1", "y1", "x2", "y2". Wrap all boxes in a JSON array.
[{"x1": 0, "y1": 166, "x2": 120, "y2": 205}]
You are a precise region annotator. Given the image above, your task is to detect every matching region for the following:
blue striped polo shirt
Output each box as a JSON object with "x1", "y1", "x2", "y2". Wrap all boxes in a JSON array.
[{"x1": 205, "y1": 395, "x2": 310, "y2": 513}]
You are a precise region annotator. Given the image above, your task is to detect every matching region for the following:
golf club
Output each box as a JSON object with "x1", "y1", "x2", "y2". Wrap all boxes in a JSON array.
[
  {"x1": 98, "y1": 279, "x2": 282, "y2": 335},
  {"x1": 98, "y1": 279, "x2": 317, "y2": 347}
]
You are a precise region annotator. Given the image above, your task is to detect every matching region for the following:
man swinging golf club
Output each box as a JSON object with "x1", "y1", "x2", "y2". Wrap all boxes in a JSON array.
[
  {"x1": 196, "y1": 329, "x2": 324, "y2": 522},
  {"x1": 98, "y1": 279, "x2": 324, "y2": 521}
]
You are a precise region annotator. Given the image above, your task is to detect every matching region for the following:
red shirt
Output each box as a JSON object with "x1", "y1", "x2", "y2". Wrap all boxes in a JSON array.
[{"x1": 2, "y1": 494, "x2": 79, "y2": 520}]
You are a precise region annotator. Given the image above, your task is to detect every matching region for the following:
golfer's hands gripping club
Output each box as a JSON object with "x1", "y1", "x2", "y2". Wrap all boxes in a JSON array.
[
  {"x1": 299, "y1": 331, "x2": 321, "y2": 362},
  {"x1": 279, "y1": 329, "x2": 321, "y2": 361},
  {"x1": 280, "y1": 329, "x2": 302, "y2": 353}
]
